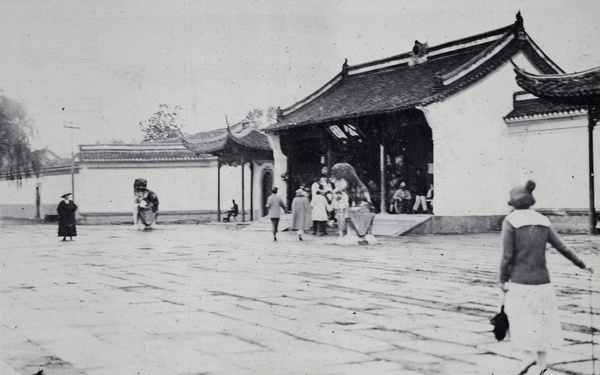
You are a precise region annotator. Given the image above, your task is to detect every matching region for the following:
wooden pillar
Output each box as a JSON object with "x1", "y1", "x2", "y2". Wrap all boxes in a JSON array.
[
  {"x1": 588, "y1": 104, "x2": 597, "y2": 235},
  {"x1": 217, "y1": 160, "x2": 221, "y2": 222},
  {"x1": 241, "y1": 156, "x2": 245, "y2": 222},
  {"x1": 250, "y1": 162, "x2": 254, "y2": 221},
  {"x1": 380, "y1": 144, "x2": 386, "y2": 214},
  {"x1": 35, "y1": 184, "x2": 41, "y2": 219}
]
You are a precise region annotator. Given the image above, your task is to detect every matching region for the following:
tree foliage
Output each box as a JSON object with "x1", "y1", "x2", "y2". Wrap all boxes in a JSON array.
[
  {"x1": 138, "y1": 104, "x2": 185, "y2": 141},
  {"x1": 245, "y1": 107, "x2": 277, "y2": 128},
  {"x1": 0, "y1": 94, "x2": 39, "y2": 180}
]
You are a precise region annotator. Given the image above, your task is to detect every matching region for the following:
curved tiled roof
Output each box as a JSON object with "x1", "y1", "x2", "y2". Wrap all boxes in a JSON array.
[
  {"x1": 266, "y1": 14, "x2": 562, "y2": 133},
  {"x1": 182, "y1": 125, "x2": 271, "y2": 154},
  {"x1": 514, "y1": 65, "x2": 600, "y2": 104},
  {"x1": 504, "y1": 92, "x2": 587, "y2": 123},
  {"x1": 78, "y1": 122, "x2": 272, "y2": 163},
  {"x1": 78, "y1": 143, "x2": 206, "y2": 163}
]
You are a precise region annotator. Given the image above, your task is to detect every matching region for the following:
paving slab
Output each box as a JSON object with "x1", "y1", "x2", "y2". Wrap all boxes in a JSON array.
[{"x1": 0, "y1": 221, "x2": 599, "y2": 374}]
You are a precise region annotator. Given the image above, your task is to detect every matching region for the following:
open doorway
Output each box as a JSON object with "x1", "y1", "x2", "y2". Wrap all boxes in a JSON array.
[{"x1": 261, "y1": 169, "x2": 273, "y2": 217}]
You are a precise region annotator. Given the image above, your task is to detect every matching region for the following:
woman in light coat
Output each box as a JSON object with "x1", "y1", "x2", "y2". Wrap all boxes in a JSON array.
[
  {"x1": 291, "y1": 188, "x2": 312, "y2": 241},
  {"x1": 311, "y1": 190, "x2": 331, "y2": 236}
]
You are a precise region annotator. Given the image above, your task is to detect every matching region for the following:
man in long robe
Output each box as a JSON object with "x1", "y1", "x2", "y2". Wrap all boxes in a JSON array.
[{"x1": 57, "y1": 193, "x2": 77, "y2": 241}]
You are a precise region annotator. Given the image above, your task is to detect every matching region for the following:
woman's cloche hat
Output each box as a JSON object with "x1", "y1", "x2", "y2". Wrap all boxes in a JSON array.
[{"x1": 508, "y1": 180, "x2": 536, "y2": 209}]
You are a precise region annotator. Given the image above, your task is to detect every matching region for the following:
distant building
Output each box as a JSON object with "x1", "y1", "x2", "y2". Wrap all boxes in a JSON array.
[
  {"x1": 0, "y1": 122, "x2": 274, "y2": 224},
  {"x1": 264, "y1": 13, "x2": 599, "y2": 233}
]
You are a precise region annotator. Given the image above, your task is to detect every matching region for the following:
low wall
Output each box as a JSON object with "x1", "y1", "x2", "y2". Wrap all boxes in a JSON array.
[
  {"x1": 0, "y1": 204, "x2": 57, "y2": 219},
  {"x1": 405, "y1": 215, "x2": 504, "y2": 235},
  {"x1": 76, "y1": 210, "x2": 256, "y2": 225},
  {"x1": 405, "y1": 211, "x2": 593, "y2": 235}
]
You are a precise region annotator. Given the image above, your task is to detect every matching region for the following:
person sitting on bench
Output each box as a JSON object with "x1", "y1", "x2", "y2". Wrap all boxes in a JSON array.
[{"x1": 223, "y1": 199, "x2": 239, "y2": 222}]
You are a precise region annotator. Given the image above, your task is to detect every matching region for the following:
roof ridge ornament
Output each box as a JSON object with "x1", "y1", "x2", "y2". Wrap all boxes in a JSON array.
[
  {"x1": 409, "y1": 40, "x2": 428, "y2": 66},
  {"x1": 342, "y1": 58, "x2": 349, "y2": 77},
  {"x1": 515, "y1": 11, "x2": 526, "y2": 40}
]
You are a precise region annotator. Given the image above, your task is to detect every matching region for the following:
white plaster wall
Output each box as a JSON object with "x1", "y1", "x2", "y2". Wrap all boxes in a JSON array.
[
  {"x1": 1, "y1": 160, "x2": 274, "y2": 221},
  {"x1": 422, "y1": 69, "x2": 519, "y2": 215},
  {"x1": 77, "y1": 162, "x2": 219, "y2": 213},
  {"x1": 267, "y1": 133, "x2": 288, "y2": 204},
  {"x1": 506, "y1": 117, "x2": 592, "y2": 209},
  {"x1": 0, "y1": 178, "x2": 37, "y2": 206},
  {"x1": 0, "y1": 172, "x2": 73, "y2": 218},
  {"x1": 422, "y1": 54, "x2": 598, "y2": 216}
]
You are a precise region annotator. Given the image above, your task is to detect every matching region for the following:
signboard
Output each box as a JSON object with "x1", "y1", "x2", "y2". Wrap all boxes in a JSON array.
[{"x1": 325, "y1": 124, "x2": 365, "y2": 143}]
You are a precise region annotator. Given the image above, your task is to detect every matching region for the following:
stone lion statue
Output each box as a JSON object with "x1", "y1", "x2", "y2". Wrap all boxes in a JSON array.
[{"x1": 329, "y1": 163, "x2": 377, "y2": 245}]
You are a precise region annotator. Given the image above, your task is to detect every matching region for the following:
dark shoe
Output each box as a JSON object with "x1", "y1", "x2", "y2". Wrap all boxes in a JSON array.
[
  {"x1": 62, "y1": 238, "x2": 66, "y2": 241},
  {"x1": 274, "y1": 235, "x2": 277, "y2": 241},
  {"x1": 298, "y1": 235, "x2": 303, "y2": 241},
  {"x1": 517, "y1": 361, "x2": 537, "y2": 375}
]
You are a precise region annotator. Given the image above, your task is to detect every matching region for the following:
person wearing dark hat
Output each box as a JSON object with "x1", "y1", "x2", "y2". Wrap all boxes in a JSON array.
[
  {"x1": 57, "y1": 193, "x2": 77, "y2": 241},
  {"x1": 265, "y1": 186, "x2": 287, "y2": 241},
  {"x1": 499, "y1": 180, "x2": 592, "y2": 374}
]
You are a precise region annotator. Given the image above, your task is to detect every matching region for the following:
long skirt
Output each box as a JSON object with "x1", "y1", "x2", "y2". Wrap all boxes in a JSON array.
[
  {"x1": 138, "y1": 208, "x2": 157, "y2": 226},
  {"x1": 504, "y1": 282, "x2": 562, "y2": 352}
]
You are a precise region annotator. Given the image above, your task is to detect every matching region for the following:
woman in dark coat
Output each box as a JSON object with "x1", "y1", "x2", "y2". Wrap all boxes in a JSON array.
[{"x1": 57, "y1": 193, "x2": 77, "y2": 241}]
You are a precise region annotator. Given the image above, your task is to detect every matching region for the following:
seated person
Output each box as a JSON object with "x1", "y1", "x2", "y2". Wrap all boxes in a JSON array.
[
  {"x1": 223, "y1": 199, "x2": 239, "y2": 222},
  {"x1": 393, "y1": 182, "x2": 412, "y2": 214}
]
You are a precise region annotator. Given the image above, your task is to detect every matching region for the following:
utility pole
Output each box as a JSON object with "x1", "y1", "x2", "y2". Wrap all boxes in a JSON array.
[{"x1": 63, "y1": 123, "x2": 81, "y2": 202}]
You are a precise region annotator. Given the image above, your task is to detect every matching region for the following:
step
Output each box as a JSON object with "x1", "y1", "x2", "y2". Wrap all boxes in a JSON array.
[{"x1": 371, "y1": 213, "x2": 432, "y2": 236}]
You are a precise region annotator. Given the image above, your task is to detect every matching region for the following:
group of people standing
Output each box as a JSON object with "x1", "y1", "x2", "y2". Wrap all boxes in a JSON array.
[{"x1": 266, "y1": 167, "x2": 344, "y2": 241}]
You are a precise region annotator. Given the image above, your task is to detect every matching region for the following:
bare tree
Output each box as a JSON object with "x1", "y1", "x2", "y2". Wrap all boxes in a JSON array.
[{"x1": 138, "y1": 104, "x2": 185, "y2": 141}]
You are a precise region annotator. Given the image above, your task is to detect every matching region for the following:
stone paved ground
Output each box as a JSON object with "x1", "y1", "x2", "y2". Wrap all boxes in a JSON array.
[{"x1": 0, "y1": 221, "x2": 599, "y2": 375}]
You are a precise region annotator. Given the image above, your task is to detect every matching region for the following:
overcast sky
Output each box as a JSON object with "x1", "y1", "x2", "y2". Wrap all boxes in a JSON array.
[{"x1": 1, "y1": 0, "x2": 599, "y2": 157}]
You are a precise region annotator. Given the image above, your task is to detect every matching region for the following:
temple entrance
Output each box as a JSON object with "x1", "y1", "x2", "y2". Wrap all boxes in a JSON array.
[
  {"x1": 280, "y1": 109, "x2": 433, "y2": 213},
  {"x1": 261, "y1": 169, "x2": 273, "y2": 217}
]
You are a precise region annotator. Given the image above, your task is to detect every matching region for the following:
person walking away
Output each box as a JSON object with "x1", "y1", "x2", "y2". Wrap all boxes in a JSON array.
[
  {"x1": 412, "y1": 168, "x2": 428, "y2": 214},
  {"x1": 266, "y1": 187, "x2": 287, "y2": 241},
  {"x1": 291, "y1": 187, "x2": 312, "y2": 240},
  {"x1": 311, "y1": 189, "x2": 331, "y2": 236},
  {"x1": 499, "y1": 180, "x2": 592, "y2": 374},
  {"x1": 57, "y1": 193, "x2": 77, "y2": 241}
]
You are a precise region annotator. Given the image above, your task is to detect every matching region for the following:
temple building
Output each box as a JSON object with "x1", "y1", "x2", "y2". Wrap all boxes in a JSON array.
[{"x1": 264, "y1": 13, "x2": 599, "y2": 233}]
